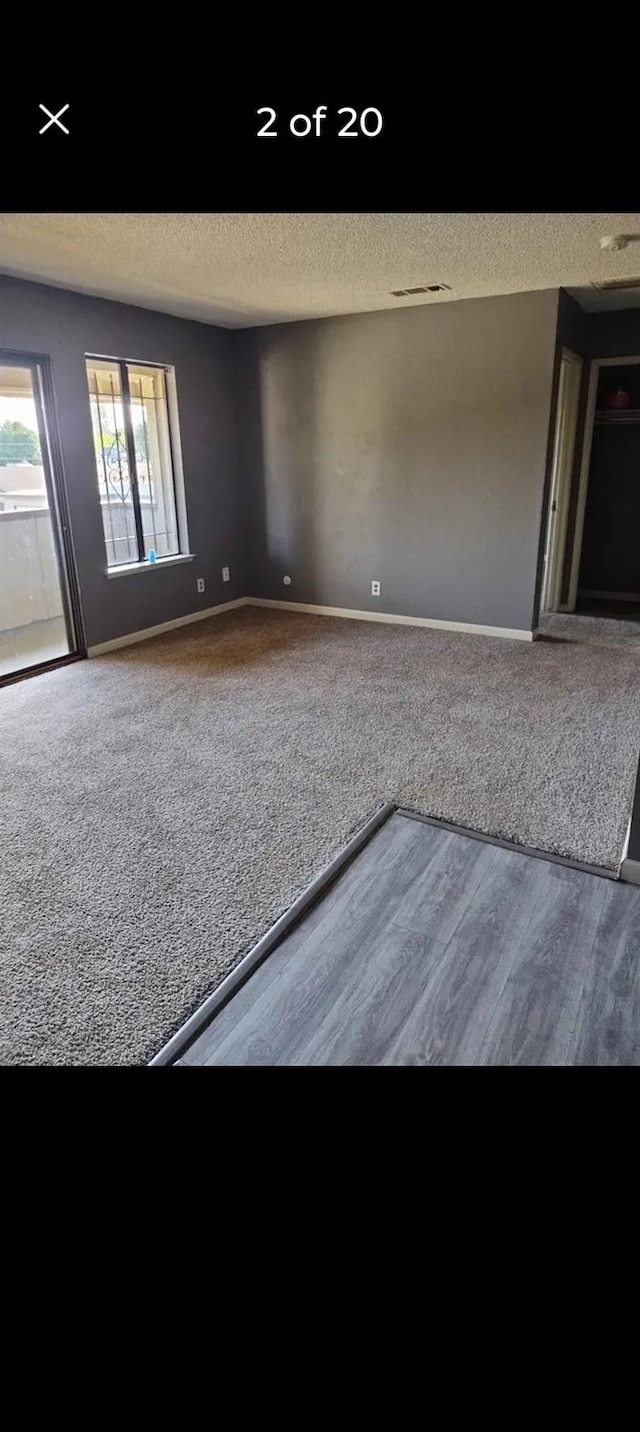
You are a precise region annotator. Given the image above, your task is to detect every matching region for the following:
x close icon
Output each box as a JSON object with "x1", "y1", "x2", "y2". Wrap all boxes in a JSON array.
[{"x1": 39, "y1": 103, "x2": 70, "y2": 135}]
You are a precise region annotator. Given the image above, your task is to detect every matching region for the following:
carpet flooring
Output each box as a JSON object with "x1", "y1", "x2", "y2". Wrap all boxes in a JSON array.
[
  {"x1": 538, "y1": 612, "x2": 640, "y2": 649},
  {"x1": 3, "y1": 605, "x2": 640, "y2": 1065}
]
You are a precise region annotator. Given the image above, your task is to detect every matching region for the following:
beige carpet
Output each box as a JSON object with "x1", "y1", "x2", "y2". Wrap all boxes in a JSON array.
[{"x1": 2, "y1": 605, "x2": 640, "y2": 1064}]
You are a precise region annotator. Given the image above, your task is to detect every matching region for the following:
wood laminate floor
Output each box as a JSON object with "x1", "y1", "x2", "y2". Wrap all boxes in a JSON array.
[{"x1": 182, "y1": 814, "x2": 640, "y2": 1066}]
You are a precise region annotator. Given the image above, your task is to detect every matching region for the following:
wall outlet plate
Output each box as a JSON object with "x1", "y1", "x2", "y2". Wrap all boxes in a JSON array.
[
  {"x1": 197, "y1": 577, "x2": 205, "y2": 593},
  {"x1": 371, "y1": 580, "x2": 381, "y2": 596},
  {"x1": 222, "y1": 566, "x2": 230, "y2": 582}
]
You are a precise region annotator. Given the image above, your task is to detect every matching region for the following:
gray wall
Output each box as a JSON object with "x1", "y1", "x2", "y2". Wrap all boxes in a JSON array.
[
  {"x1": 588, "y1": 308, "x2": 640, "y2": 359},
  {"x1": 1, "y1": 275, "x2": 565, "y2": 646},
  {"x1": 238, "y1": 289, "x2": 560, "y2": 631},
  {"x1": 0, "y1": 275, "x2": 244, "y2": 648},
  {"x1": 558, "y1": 289, "x2": 591, "y2": 358}
]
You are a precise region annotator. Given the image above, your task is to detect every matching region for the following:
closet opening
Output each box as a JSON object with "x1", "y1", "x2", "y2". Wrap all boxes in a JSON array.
[{"x1": 567, "y1": 355, "x2": 640, "y2": 623}]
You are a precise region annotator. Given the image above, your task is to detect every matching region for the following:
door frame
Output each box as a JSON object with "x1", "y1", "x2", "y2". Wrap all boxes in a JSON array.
[
  {"x1": 566, "y1": 352, "x2": 640, "y2": 612},
  {"x1": 540, "y1": 347, "x2": 583, "y2": 613},
  {"x1": 0, "y1": 347, "x2": 85, "y2": 686}
]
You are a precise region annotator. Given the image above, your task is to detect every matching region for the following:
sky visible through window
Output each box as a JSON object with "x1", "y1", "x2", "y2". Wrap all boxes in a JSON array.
[
  {"x1": 0, "y1": 394, "x2": 43, "y2": 481},
  {"x1": 0, "y1": 394, "x2": 40, "y2": 430}
]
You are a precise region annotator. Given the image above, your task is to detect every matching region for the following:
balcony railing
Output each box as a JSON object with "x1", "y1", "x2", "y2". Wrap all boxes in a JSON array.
[{"x1": 0, "y1": 506, "x2": 64, "y2": 631}]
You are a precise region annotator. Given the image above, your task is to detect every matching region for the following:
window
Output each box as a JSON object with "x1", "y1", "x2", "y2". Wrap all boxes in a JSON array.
[{"x1": 86, "y1": 357, "x2": 184, "y2": 569}]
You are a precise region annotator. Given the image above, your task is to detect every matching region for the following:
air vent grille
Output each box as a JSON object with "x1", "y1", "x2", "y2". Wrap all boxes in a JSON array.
[
  {"x1": 390, "y1": 283, "x2": 451, "y2": 297},
  {"x1": 591, "y1": 276, "x2": 640, "y2": 292}
]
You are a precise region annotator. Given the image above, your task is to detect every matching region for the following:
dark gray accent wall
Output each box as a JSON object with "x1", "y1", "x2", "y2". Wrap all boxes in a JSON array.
[
  {"x1": 589, "y1": 307, "x2": 640, "y2": 359},
  {"x1": 0, "y1": 275, "x2": 244, "y2": 647},
  {"x1": 238, "y1": 289, "x2": 560, "y2": 631},
  {"x1": 558, "y1": 289, "x2": 591, "y2": 358}
]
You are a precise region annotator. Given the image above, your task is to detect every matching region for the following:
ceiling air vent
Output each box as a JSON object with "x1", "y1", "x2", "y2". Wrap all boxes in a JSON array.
[
  {"x1": 390, "y1": 283, "x2": 451, "y2": 297},
  {"x1": 591, "y1": 276, "x2": 640, "y2": 292}
]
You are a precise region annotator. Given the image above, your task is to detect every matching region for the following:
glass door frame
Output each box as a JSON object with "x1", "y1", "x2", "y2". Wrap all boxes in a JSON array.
[{"x1": 0, "y1": 348, "x2": 85, "y2": 687}]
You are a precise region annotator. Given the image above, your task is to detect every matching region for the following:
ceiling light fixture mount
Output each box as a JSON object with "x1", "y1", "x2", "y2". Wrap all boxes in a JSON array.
[
  {"x1": 591, "y1": 275, "x2": 640, "y2": 292},
  {"x1": 600, "y1": 234, "x2": 639, "y2": 253}
]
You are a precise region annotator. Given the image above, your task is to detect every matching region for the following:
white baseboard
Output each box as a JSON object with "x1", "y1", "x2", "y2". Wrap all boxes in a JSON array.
[
  {"x1": 87, "y1": 598, "x2": 247, "y2": 656},
  {"x1": 87, "y1": 593, "x2": 533, "y2": 657},
  {"x1": 620, "y1": 858, "x2": 640, "y2": 885},
  {"x1": 247, "y1": 598, "x2": 533, "y2": 642}
]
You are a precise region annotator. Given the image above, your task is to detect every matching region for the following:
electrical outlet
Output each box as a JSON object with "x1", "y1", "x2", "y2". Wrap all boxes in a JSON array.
[
  {"x1": 371, "y1": 580, "x2": 381, "y2": 596},
  {"x1": 197, "y1": 577, "x2": 205, "y2": 594},
  {"x1": 222, "y1": 566, "x2": 230, "y2": 583}
]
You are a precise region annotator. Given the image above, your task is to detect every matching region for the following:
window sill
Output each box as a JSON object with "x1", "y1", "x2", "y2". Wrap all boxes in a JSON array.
[{"x1": 107, "y1": 554, "x2": 195, "y2": 578}]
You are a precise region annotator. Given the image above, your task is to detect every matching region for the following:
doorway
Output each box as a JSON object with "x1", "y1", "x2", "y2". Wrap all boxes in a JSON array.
[
  {"x1": 0, "y1": 354, "x2": 82, "y2": 682},
  {"x1": 568, "y1": 356, "x2": 640, "y2": 621},
  {"x1": 540, "y1": 348, "x2": 583, "y2": 614}
]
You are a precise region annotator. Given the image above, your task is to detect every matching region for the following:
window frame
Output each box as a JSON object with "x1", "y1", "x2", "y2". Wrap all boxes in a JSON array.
[
  {"x1": 0, "y1": 346, "x2": 85, "y2": 682},
  {"x1": 85, "y1": 353, "x2": 187, "y2": 571}
]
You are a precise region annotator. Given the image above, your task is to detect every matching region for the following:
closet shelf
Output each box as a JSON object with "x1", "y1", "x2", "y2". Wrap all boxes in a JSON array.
[{"x1": 595, "y1": 409, "x2": 640, "y2": 426}]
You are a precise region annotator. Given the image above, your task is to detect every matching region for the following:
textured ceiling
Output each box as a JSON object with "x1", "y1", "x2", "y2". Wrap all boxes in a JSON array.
[{"x1": 1, "y1": 212, "x2": 640, "y2": 328}]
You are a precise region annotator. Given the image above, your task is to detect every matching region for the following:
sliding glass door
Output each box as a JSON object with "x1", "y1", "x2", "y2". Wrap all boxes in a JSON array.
[{"x1": 0, "y1": 355, "x2": 80, "y2": 681}]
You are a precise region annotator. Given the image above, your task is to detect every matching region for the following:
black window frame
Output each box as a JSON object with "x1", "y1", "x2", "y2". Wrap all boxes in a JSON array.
[
  {"x1": 0, "y1": 346, "x2": 85, "y2": 687},
  {"x1": 86, "y1": 354, "x2": 181, "y2": 569}
]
